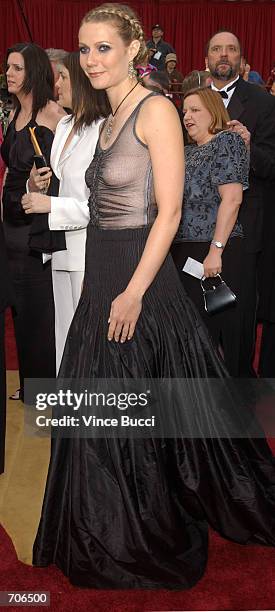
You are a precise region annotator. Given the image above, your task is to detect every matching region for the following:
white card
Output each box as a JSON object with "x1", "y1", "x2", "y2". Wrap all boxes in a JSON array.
[
  {"x1": 182, "y1": 257, "x2": 204, "y2": 279},
  {"x1": 153, "y1": 51, "x2": 162, "y2": 60},
  {"x1": 42, "y1": 253, "x2": 52, "y2": 264}
]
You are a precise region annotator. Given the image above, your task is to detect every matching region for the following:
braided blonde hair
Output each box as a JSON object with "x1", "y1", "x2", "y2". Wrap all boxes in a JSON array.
[{"x1": 81, "y1": 3, "x2": 147, "y2": 65}]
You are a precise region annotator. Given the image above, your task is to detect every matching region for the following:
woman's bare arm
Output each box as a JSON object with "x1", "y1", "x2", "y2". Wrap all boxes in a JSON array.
[
  {"x1": 203, "y1": 182, "x2": 243, "y2": 277},
  {"x1": 107, "y1": 96, "x2": 184, "y2": 342}
]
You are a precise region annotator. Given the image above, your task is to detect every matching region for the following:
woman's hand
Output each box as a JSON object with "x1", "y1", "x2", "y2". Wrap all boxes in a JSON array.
[
  {"x1": 21, "y1": 192, "x2": 51, "y2": 214},
  {"x1": 28, "y1": 164, "x2": 52, "y2": 192},
  {"x1": 227, "y1": 120, "x2": 251, "y2": 148},
  {"x1": 203, "y1": 248, "x2": 222, "y2": 277},
  {"x1": 107, "y1": 290, "x2": 142, "y2": 343}
]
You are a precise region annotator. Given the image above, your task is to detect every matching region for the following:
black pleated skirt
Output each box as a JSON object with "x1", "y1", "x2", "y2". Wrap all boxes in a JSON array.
[{"x1": 33, "y1": 225, "x2": 275, "y2": 589}]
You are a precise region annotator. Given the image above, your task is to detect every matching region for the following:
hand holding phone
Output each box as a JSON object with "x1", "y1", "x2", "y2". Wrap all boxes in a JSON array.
[
  {"x1": 33, "y1": 155, "x2": 51, "y2": 193},
  {"x1": 34, "y1": 154, "x2": 48, "y2": 175}
]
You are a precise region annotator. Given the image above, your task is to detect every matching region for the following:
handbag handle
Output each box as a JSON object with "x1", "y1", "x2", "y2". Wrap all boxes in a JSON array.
[{"x1": 200, "y1": 274, "x2": 224, "y2": 293}]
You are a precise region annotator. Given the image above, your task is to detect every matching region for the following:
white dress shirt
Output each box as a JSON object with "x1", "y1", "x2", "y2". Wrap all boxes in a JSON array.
[
  {"x1": 49, "y1": 115, "x2": 103, "y2": 271},
  {"x1": 211, "y1": 75, "x2": 239, "y2": 108}
]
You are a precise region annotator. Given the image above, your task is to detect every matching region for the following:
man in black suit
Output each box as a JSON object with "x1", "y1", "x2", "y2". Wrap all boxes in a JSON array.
[
  {"x1": 206, "y1": 30, "x2": 275, "y2": 376},
  {"x1": 0, "y1": 218, "x2": 13, "y2": 474}
]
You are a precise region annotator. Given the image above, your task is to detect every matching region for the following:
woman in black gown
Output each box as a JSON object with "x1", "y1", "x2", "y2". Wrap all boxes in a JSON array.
[
  {"x1": 33, "y1": 4, "x2": 275, "y2": 589},
  {"x1": 1, "y1": 43, "x2": 64, "y2": 400}
]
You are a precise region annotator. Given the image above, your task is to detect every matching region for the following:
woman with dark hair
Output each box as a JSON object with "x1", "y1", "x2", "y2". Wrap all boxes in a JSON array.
[
  {"x1": 21, "y1": 52, "x2": 110, "y2": 371},
  {"x1": 1, "y1": 42, "x2": 64, "y2": 400},
  {"x1": 171, "y1": 87, "x2": 249, "y2": 375}
]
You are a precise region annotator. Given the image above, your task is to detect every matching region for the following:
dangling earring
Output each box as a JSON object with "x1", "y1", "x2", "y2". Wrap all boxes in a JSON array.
[{"x1": 128, "y1": 60, "x2": 136, "y2": 79}]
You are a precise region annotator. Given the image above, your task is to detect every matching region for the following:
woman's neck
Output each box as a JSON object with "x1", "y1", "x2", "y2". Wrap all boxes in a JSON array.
[
  {"x1": 196, "y1": 133, "x2": 214, "y2": 147},
  {"x1": 107, "y1": 78, "x2": 139, "y2": 115},
  {"x1": 17, "y1": 92, "x2": 33, "y2": 119}
]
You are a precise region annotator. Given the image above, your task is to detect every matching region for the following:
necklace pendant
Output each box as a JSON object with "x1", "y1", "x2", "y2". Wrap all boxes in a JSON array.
[
  {"x1": 104, "y1": 82, "x2": 139, "y2": 144},
  {"x1": 105, "y1": 116, "x2": 114, "y2": 142}
]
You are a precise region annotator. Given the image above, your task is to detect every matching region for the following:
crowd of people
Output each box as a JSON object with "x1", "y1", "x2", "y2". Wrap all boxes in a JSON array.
[{"x1": 0, "y1": 0, "x2": 275, "y2": 592}]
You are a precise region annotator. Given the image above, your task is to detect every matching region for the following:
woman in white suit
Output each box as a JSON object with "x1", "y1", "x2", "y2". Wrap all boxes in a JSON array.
[{"x1": 22, "y1": 52, "x2": 110, "y2": 371}]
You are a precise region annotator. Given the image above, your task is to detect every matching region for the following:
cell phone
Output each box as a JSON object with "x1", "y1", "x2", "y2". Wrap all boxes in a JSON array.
[{"x1": 34, "y1": 154, "x2": 48, "y2": 176}]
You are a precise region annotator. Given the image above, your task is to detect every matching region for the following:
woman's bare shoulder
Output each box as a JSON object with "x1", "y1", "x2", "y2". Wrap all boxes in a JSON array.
[
  {"x1": 139, "y1": 93, "x2": 179, "y2": 124},
  {"x1": 37, "y1": 101, "x2": 66, "y2": 132},
  {"x1": 140, "y1": 92, "x2": 173, "y2": 110},
  {"x1": 136, "y1": 95, "x2": 182, "y2": 146},
  {"x1": 137, "y1": 94, "x2": 181, "y2": 142}
]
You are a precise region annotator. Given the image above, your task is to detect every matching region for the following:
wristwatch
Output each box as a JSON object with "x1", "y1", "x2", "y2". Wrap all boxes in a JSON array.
[{"x1": 211, "y1": 240, "x2": 224, "y2": 249}]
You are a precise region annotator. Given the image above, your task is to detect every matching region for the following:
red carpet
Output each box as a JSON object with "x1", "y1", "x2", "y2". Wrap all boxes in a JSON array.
[{"x1": 1, "y1": 523, "x2": 275, "y2": 611}]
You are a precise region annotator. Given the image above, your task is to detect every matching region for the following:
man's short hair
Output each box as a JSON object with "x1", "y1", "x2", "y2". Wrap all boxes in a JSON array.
[{"x1": 205, "y1": 31, "x2": 242, "y2": 56}]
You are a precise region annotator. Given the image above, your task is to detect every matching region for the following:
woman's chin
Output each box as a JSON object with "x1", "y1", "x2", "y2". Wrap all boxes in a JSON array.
[
  {"x1": 187, "y1": 128, "x2": 197, "y2": 139},
  {"x1": 57, "y1": 97, "x2": 69, "y2": 109}
]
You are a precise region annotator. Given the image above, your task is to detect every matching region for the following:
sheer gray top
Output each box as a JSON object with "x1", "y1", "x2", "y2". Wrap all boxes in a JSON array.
[
  {"x1": 85, "y1": 94, "x2": 158, "y2": 230},
  {"x1": 174, "y1": 131, "x2": 249, "y2": 243}
]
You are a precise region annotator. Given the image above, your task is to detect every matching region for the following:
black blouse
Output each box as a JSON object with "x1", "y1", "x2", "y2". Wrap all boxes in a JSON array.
[{"x1": 1, "y1": 110, "x2": 54, "y2": 226}]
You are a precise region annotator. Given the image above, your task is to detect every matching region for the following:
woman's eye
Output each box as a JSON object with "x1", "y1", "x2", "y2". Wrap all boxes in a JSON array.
[
  {"x1": 98, "y1": 44, "x2": 111, "y2": 53},
  {"x1": 6, "y1": 65, "x2": 23, "y2": 72},
  {"x1": 79, "y1": 46, "x2": 89, "y2": 55}
]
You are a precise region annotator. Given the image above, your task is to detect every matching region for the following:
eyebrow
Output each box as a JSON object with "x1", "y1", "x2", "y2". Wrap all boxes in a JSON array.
[
  {"x1": 211, "y1": 44, "x2": 237, "y2": 49},
  {"x1": 79, "y1": 40, "x2": 111, "y2": 45},
  {"x1": 7, "y1": 63, "x2": 24, "y2": 68}
]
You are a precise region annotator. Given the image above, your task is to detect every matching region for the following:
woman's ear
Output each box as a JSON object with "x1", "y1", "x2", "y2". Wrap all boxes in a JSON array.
[{"x1": 129, "y1": 39, "x2": 140, "y2": 61}]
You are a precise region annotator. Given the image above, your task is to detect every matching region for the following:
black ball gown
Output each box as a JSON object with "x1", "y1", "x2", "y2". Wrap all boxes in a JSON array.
[{"x1": 33, "y1": 94, "x2": 275, "y2": 589}]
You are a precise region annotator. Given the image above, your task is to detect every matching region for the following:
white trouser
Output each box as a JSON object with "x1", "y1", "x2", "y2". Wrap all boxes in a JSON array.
[{"x1": 52, "y1": 270, "x2": 84, "y2": 374}]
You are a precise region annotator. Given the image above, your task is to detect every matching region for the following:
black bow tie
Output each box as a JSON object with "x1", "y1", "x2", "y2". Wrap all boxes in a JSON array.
[
  {"x1": 217, "y1": 82, "x2": 237, "y2": 99},
  {"x1": 219, "y1": 90, "x2": 229, "y2": 99}
]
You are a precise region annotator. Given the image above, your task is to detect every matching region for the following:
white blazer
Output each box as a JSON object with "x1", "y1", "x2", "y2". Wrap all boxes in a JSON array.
[{"x1": 49, "y1": 115, "x2": 102, "y2": 271}]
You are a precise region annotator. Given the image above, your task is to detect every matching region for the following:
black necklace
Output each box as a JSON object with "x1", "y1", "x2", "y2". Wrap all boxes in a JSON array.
[{"x1": 105, "y1": 81, "x2": 139, "y2": 142}]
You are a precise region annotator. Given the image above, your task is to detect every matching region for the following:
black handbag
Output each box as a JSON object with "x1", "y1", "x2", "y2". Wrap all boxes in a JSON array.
[{"x1": 200, "y1": 274, "x2": 237, "y2": 315}]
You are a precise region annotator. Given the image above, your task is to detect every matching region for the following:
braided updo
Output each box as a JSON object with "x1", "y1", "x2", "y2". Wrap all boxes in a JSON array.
[{"x1": 81, "y1": 3, "x2": 147, "y2": 65}]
